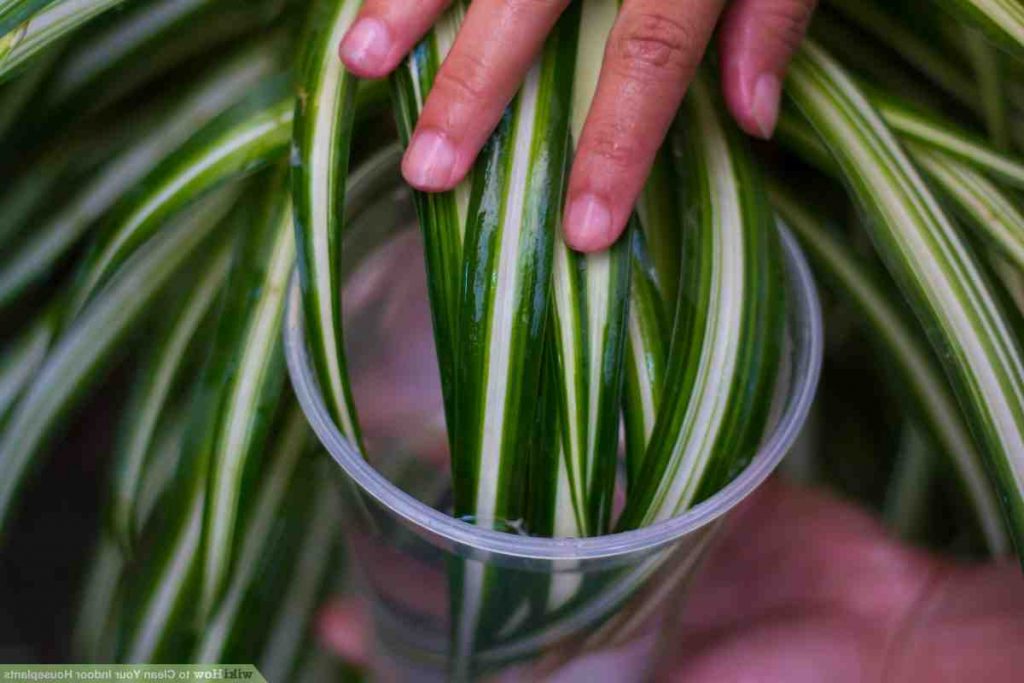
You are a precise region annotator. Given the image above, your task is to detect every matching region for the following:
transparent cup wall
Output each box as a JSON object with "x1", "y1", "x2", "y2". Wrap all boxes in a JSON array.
[{"x1": 285, "y1": 147, "x2": 823, "y2": 681}]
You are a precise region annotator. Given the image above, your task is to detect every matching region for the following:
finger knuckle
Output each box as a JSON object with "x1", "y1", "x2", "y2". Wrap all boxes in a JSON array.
[
  {"x1": 611, "y1": 11, "x2": 699, "y2": 82},
  {"x1": 435, "y1": 52, "x2": 493, "y2": 105},
  {"x1": 497, "y1": 0, "x2": 570, "y2": 17},
  {"x1": 759, "y1": 0, "x2": 817, "y2": 54},
  {"x1": 585, "y1": 123, "x2": 643, "y2": 171}
]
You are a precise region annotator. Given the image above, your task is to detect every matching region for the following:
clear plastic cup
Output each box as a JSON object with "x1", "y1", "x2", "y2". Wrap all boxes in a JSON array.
[{"x1": 285, "y1": 147, "x2": 823, "y2": 681}]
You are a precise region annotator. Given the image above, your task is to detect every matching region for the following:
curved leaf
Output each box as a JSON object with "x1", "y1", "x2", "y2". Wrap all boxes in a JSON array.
[
  {"x1": 200, "y1": 171, "x2": 295, "y2": 618},
  {"x1": 875, "y1": 94, "x2": 1024, "y2": 189},
  {"x1": 68, "y1": 84, "x2": 292, "y2": 317},
  {"x1": 0, "y1": 0, "x2": 53, "y2": 36},
  {"x1": 787, "y1": 41, "x2": 1024, "y2": 558},
  {"x1": 913, "y1": 145, "x2": 1024, "y2": 275},
  {"x1": 773, "y1": 186, "x2": 1009, "y2": 554},
  {"x1": 194, "y1": 407, "x2": 311, "y2": 664},
  {"x1": 291, "y1": 0, "x2": 364, "y2": 448}
]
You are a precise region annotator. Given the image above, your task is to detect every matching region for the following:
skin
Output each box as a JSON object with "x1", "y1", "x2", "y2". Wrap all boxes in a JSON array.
[
  {"x1": 338, "y1": 0, "x2": 819, "y2": 252},
  {"x1": 319, "y1": 479, "x2": 1024, "y2": 680}
]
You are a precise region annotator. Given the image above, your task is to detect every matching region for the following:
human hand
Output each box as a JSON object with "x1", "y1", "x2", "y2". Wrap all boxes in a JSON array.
[
  {"x1": 337, "y1": 0, "x2": 817, "y2": 252},
  {"x1": 319, "y1": 479, "x2": 1024, "y2": 680},
  {"x1": 655, "y1": 479, "x2": 1024, "y2": 681}
]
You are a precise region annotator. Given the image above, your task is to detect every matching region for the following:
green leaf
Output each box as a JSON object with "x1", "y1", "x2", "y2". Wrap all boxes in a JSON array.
[
  {"x1": 109, "y1": 236, "x2": 227, "y2": 552},
  {"x1": 883, "y1": 423, "x2": 940, "y2": 543},
  {"x1": 0, "y1": 186, "x2": 236, "y2": 536},
  {"x1": 964, "y1": 27, "x2": 1011, "y2": 149},
  {"x1": 913, "y1": 145, "x2": 1024, "y2": 275},
  {"x1": 787, "y1": 41, "x2": 1024, "y2": 559},
  {"x1": 0, "y1": 47, "x2": 53, "y2": 138},
  {"x1": 74, "y1": 406, "x2": 189, "y2": 662},
  {"x1": 0, "y1": 45, "x2": 279, "y2": 309},
  {"x1": 0, "y1": 0, "x2": 127, "y2": 84},
  {"x1": 823, "y1": 0, "x2": 977, "y2": 106},
  {"x1": 44, "y1": 0, "x2": 280, "y2": 111},
  {"x1": 72, "y1": 533, "x2": 122, "y2": 662},
  {"x1": 772, "y1": 186, "x2": 1009, "y2": 554},
  {"x1": 291, "y1": 0, "x2": 364, "y2": 449},
  {"x1": 193, "y1": 407, "x2": 312, "y2": 663},
  {"x1": 548, "y1": 0, "x2": 630, "y2": 537},
  {"x1": 453, "y1": 7, "x2": 578, "y2": 528},
  {"x1": 874, "y1": 93, "x2": 1024, "y2": 189},
  {"x1": 637, "y1": 148, "x2": 683, "y2": 301},
  {"x1": 933, "y1": 0, "x2": 1024, "y2": 59},
  {"x1": 390, "y1": 1, "x2": 469, "y2": 435},
  {"x1": 200, "y1": 169, "x2": 295, "y2": 620},
  {"x1": 779, "y1": 108, "x2": 1024, "y2": 284},
  {"x1": 622, "y1": 230, "x2": 668, "y2": 491},
  {"x1": 618, "y1": 74, "x2": 786, "y2": 530},
  {"x1": 0, "y1": 306, "x2": 54, "y2": 423},
  {"x1": 254, "y1": 465, "x2": 341, "y2": 681},
  {"x1": 121, "y1": 147, "x2": 402, "y2": 664},
  {"x1": 0, "y1": 0, "x2": 52, "y2": 36},
  {"x1": 68, "y1": 82, "x2": 292, "y2": 317}
]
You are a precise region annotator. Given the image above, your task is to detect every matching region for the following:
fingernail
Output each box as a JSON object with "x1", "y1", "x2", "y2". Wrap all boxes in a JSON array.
[
  {"x1": 340, "y1": 18, "x2": 390, "y2": 71},
  {"x1": 403, "y1": 130, "x2": 457, "y2": 190},
  {"x1": 750, "y1": 74, "x2": 781, "y2": 139},
  {"x1": 565, "y1": 194, "x2": 613, "y2": 250}
]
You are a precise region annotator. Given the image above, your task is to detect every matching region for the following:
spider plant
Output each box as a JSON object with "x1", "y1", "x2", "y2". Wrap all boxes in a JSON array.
[{"x1": 2, "y1": 0, "x2": 1024, "y2": 673}]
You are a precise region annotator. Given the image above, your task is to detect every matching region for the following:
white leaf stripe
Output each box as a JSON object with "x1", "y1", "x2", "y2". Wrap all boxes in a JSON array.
[
  {"x1": 788, "y1": 41, "x2": 1024, "y2": 556},
  {"x1": 551, "y1": 239, "x2": 589, "y2": 532},
  {"x1": 475, "y1": 66, "x2": 548, "y2": 524},
  {"x1": 292, "y1": 0, "x2": 362, "y2": 447},
  {"x1": 875, "y1": 96, "x2": 1024, "y2": 190},
  {"x1": 201, "y1": 189, "x2": 295, "y2": 617},
  {"x1": 653, "y1": 91, "x2": 744, "y2": 516},
  {"x1": 778, "y1": 111, "x2": 1024, "y2": 278},
  {"x1": 913, "y1": 146, "x2": 1024, "y2": 274}
]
